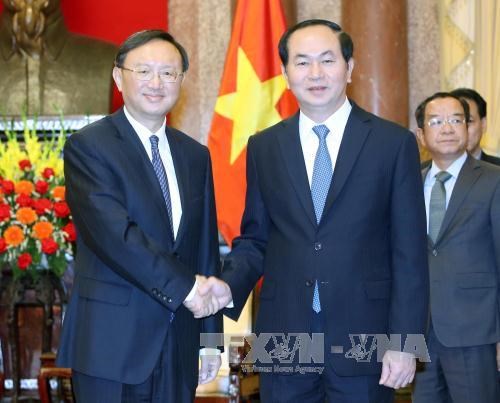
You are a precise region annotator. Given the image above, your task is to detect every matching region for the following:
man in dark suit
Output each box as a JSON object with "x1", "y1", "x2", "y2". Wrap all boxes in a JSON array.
[
  {"x1": 199, "y1": 19, "x2": 429, "y2": 403},
  {"x1": 412, "y1": 92, "x2": 500, "y2": 403},
  {"x1": 56, "y1": 30, "x2": 223, "y2": 403},
  {"x1": 450, "y1": 88, "x2": 500, "y2": 166}
]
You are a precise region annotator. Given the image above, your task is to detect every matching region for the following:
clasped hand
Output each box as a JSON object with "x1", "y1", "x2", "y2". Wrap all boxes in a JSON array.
[{"x1": 183, "y1": 275, "x2": 232, "y2": 318}]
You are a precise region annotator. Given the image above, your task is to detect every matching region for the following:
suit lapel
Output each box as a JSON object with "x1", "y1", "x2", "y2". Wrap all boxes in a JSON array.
[
  {"x1": 435, "y1": 156, "x2": 481, "y2": 244},
  {"x1": 165, "y1": 127, "x2": 189, "y2": 249},
  {"x1": 110, "y1": 109, "x2": 174, "y2": 245},
  {"x1": 322, "y1": 102, "x2": 371, "y2": 217},
  {"x1": 276, "y1": 113, "x2": 317, "y2": 228}
]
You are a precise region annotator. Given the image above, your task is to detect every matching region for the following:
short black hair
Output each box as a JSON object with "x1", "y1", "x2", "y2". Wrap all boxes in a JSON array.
[
  {"x1": 278, "y1": 19, "x2": 353, "y2": 66},
  {"x1": 114, "y1": 29, "x2": 189, "y2": 72},
  {"x1": 415, "y1": 92, "x2": 470, "y2": 129},
  {"x1": 450, "y1": 87, "x2": 487, "y2": 119}
]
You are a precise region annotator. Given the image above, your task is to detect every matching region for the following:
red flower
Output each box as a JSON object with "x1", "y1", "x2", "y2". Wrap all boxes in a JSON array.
[
  {"x1": 17, "y1": 253, "x2": 32, "y2": 270},
  {"x1": 16, "y1": 194, "x2": 34, "y2": 207},
  {"x1": 0, "y1": 237, "x2": 6, "y2": 253},
  {"x1": 53, "y1": 201, "x2": 70, "y2": 218},
  {"x1": 0, "y1": 203, "x2": 10, "y2": 221},
  {"x1": 32, "y1": 198, "x2": 52, "y2": 215},
  {"x1": 63, "y1": 222, "x2": 77, "y2": 242},
  {"x1": 41, "y1": 238, "x2": 59, "y2": 254},
  {"x1": 1, "y1": 180, "x2": 15, "y2": 194},
  {"x1": 35, "y1": 180, "x2": 49, "y2": 195},
  {"x1": 42, "y1": 168, "x2": 55, "y2": 179},
  {"x1": 19, "y1": 159, "x2": 32, "y2": 171}
]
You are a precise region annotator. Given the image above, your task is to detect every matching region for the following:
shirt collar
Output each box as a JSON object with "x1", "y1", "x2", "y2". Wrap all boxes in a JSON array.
[
  {"x1": 299, "y1": 97, "x2": 352, "y2": 136},
  {"x1": 124, "y1": 106, "x2": 167, "y2": 142},
  {"x1": 428, "y1": 151, "x2": 468, "y2": 181}
]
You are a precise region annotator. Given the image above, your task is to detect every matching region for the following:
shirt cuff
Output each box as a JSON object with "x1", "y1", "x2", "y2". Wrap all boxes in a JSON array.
[
  {"x1": 184, "y1": 277, "x2": 198, "y2": 302},
  {"x1": 227, "y1": 300, "x2": 234, "y2": 308},
  {"x1": 200, "y1": 348, "x2": 221, "y2": 356}
]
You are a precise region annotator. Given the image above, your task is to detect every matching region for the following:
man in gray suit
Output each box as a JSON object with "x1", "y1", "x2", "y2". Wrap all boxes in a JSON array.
[{"x1": 412, "y1": 92, "x2": 500, "y2": 403}]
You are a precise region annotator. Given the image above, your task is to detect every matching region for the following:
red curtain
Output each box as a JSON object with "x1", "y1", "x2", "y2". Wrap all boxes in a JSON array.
[{"x1": 0, "y1": 0, "x2": 169, "y2": 112}]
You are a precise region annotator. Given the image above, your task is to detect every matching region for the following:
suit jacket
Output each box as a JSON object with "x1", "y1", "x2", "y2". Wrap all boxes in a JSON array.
[
  {"x1": 423, "y1": 156, "x2": 500, "y2": 347},
  {"x1": 222, "y1": 102, "x2": 429, "y2": 376},
  {"x1": 481, "y1": 151, "x2": 500, "y2": 166},
  {"x1": 56, "y1": 109, "x2": 221, "y2": 389}
]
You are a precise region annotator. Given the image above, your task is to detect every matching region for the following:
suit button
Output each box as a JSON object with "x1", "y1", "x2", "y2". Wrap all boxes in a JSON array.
[
  {"x1": 432, "y1": 249, "x2": 438, "y2": 256},
  {"x1": 305, "y1": 280, "x2": 313, "y2": 287},
  {"x1": 152, "y1": 288, "x2": 158, "y2": 295},
  {"x1": 167, "y1": 297, "x2": 173, "y2": 303},
  {"x1": 314, "y1": 242, "x2": 322, "y2": 251}
]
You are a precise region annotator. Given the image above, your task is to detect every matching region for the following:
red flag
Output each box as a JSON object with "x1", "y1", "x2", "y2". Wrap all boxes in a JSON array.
[{"x1": 208, "y1": 0, "x2": 297, "y2": 246}]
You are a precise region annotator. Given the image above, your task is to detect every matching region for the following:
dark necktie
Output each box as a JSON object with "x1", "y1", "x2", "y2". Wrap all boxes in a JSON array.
[
  {"x1": 310, "y1": 124, "x2": 333, "y2": 313},
  {"x1": 149, "y1": 135, "x2": 174, "y2": 237},
  {"x1": 428, "y1": 171, "x2": 452, "y2": 243},
  {"x1": 150, "y1": 135, "x2": 176, "y2": 322}
]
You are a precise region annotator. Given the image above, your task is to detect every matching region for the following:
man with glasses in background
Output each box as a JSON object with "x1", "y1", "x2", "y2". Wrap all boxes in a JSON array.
[
  {"x1": 57, "y1": 30, "x2": 223, "y2": 403},
  {"x1": 413, "y1": 92, "x2": 500, "y2": 403}
]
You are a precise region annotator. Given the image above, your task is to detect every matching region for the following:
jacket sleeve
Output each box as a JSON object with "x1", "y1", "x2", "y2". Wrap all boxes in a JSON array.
[
  {"x1": 388, "y1": 133, "x2": 430, "y2": 340},
  {"x1": 199, "y1": 153, "x2": 224, "y2": 342},
  {"x1": 222, "y1": 136, "x2": 269, "y2": 320}
]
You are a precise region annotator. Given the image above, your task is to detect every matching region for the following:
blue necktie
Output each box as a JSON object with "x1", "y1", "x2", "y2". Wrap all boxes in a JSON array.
[
  {"x1": 149, "y1": 135, "x2": 174, "y2": 238},
  {"x1": 310, "y1": 124, "x2": 333, "y2": 313}
]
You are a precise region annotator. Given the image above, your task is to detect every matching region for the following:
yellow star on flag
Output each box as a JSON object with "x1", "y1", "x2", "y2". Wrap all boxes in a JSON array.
[{"x1": 215, "y1": 47, "x2": 287, "y2": 164}]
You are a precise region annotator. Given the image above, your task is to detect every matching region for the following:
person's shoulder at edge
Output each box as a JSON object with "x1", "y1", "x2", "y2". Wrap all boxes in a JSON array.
[{"x1": 349, "y1": 101, "x2": 414, "y2": 139}]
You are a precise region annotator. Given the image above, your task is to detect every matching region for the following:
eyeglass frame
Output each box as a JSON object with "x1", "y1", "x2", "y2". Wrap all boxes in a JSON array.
[
  {"x1": 116, "y1": 64, "x2": 184, "y2": 83},
  {"x1": 426, "y1": 116, "x2": 467, "y2": 128}
]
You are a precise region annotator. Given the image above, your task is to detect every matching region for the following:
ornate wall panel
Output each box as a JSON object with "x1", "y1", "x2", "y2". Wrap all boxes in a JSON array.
[{"x1": 408, "y1": 0, "x2": 441, "y2": 132}]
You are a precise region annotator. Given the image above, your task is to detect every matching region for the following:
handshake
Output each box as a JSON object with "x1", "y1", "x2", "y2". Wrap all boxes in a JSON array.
[{"x1": 183, "y1": 275, "x2": 233, "y2": 318}]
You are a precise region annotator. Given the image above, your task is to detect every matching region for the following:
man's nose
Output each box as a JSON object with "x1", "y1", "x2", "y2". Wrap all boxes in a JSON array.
[
  {"x1": 147, "y1": 73, "x2": 163, "y2": 88},
  {"x1": 308, "y1": 62, "x2": 324, "y2": 79}
]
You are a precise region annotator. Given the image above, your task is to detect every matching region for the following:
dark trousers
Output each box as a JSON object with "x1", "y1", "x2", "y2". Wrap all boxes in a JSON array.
[
  {"x1": 413, "y1": 325, "x2": 499, "y2": 403},
  {"x1": 259, "y1": 311, "x2": 394, "y2": 403},
  {"x1": 72, "y1": 322, "x2": 195, "y2": 403}
]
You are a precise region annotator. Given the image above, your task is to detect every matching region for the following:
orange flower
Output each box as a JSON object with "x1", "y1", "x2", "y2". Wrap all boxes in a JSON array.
[
  {"x1": 16, "y1": 207, "x2": 38, "y2": 225},
  {"x1": 52, "y1": 186, "x2": 66, "y2": 201},
  {"x1": 3, "y1": 225, "x2": 24, "y2": 246},
  {"x1": 15, "y1": 180, "x2": 34, "y2": 196},
  {"x1": 32, "y1": 221, "x2": 54, "y2": 240}
]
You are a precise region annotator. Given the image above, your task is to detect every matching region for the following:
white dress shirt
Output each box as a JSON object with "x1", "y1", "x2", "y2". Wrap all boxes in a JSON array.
[
  {"x1": 423, "y1": 152, "x2": 467, "y2": 233},
  {"x1": 124, "y1": 107, "x2": 182, "y2": 240},
  {"x1": 299, "y1": 97, "x2": 352, "y2": 187}
]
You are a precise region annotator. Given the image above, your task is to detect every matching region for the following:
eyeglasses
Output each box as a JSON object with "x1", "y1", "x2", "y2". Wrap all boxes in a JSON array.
[
  {"x1": 426, "y1": 116, "x2": 466, "y2": 128},
  {"x1": 118, "y1": 66, "x2": 184, "y2": 83}
]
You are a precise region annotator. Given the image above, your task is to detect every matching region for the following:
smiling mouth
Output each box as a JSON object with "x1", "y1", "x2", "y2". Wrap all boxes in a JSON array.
[
  {"x1": 308, "y1": 86, "x2": 328, "y2": 91},
  {"x1": 144, "y1": 94, "x2": 164, "y2": 101}
]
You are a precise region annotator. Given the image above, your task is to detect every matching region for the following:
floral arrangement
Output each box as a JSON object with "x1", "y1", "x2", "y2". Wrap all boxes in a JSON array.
[{"x1": 0, "y1": 120, "x2": 76, "y2": 279}]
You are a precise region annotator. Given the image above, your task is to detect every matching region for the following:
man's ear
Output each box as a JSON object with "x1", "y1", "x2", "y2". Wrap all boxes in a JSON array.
[
  {"x1": 416, "y1": 127, "x2": 427, "y2": 148},
  {"x1": 112, "y1": 67, "x2": 123, "y2": 92},
  {"x1": 480, "y1": 116, "x2": 487, "y2": 135},
  {"x1": 281, "y1": 64, "x2": 290, "y2": 89},
  {"x1": 346, "y1": 58, "x2": 354, "y2": 83}
]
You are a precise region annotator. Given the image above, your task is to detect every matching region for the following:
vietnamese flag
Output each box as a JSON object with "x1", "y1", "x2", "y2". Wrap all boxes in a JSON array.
[{"x1": 208, "y1": 0, "x2": 297, "y2": 246}]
